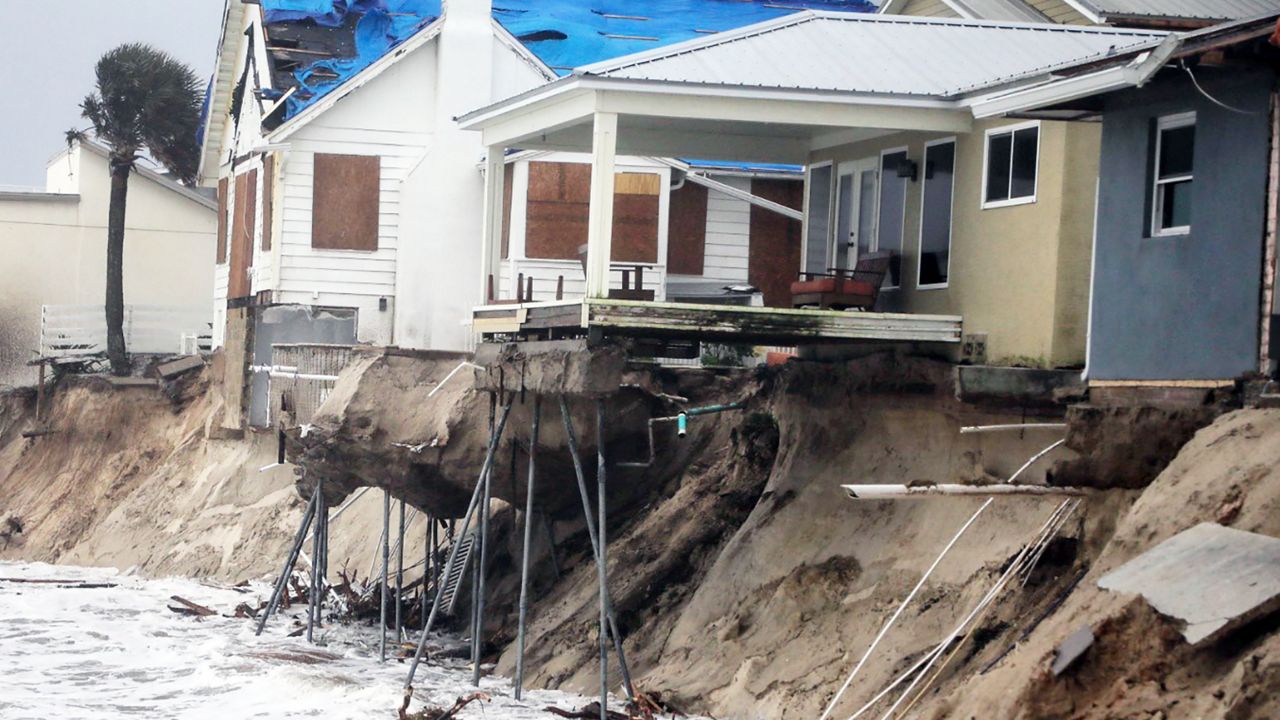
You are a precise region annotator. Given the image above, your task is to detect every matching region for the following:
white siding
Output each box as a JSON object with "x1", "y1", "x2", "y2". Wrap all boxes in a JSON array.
[{"x1": 702, "y1": 177, "x2": 752, "y2": 284}]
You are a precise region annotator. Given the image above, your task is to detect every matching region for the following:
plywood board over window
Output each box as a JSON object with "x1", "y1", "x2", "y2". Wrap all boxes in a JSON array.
[
  {"x1": 667, "y1": 182, "x2": 708, "y2": 275},
  {"x1": 500, "y1": 163, "x2": 514, "y2": 260},
  {"x1": 749, "y1": 178, "x2": 804, "y2": 307},
  {"x1": 524, "y1": 161, "x2": 661, "y2": 264},
  {"x1": 229, "y1": 169, "x2": 257, "y2": 299},
  {"x1": 261, "y1": 155, "x2": 275, "y2": 251},
  {"x1": 216, "y1": 177, "x2": 229, "y2": 264},
  {"x1": 312, "y1": 153, "x2": 380, "y2": 251}
]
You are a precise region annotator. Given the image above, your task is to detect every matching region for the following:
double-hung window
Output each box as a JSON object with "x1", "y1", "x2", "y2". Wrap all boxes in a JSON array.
[
  {"x1": 982, "y1": 121, "x2": 1040, "y2": 208},
  {"x1": 1151, "y1": 112, "x2": 1195, "y2": 236}
]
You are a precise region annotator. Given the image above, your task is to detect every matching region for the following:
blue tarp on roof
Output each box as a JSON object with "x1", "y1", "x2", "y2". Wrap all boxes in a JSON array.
[
  {"x1": 493, "y1": 0, "x2": 876, "y2": 73},
  {"x1": 262, "y1": 0, "x2": 441, "y2": 118}
]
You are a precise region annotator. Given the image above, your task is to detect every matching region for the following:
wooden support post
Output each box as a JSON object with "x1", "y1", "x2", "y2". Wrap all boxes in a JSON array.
[
  {"x1": 1260, "y1": 92, "x2": 1279, "y2": 375},
  {"x1": 586, "y1": 112, "x2": 618, "y2": 299}
]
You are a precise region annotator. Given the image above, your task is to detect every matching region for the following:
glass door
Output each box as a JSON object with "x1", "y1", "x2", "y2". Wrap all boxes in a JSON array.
[{"x1": 832, "y1": 158, "x2": 880, "y2": 272}]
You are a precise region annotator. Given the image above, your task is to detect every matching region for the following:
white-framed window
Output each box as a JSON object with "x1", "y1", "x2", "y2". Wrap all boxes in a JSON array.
[
  {"x1": 918, "y1": 137, "x2": 956, "y2": 290},
  {"x1": 803, "y1": 161, "x2": 834, "y2": 275},
  {"x1": 877, "y1": 147, "x2": 909, "y2": 288},
  {"x1": 1151, "y1": 112, "x2": 1195, "y2": 236},
  {"x1": 982, "y1": 120, "x2": 1040, "y2": 209}
]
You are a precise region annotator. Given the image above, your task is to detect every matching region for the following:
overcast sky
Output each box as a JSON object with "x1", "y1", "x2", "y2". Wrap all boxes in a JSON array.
[{"x1": 0, "y1": 1, "x2": 225, "y2": 188}]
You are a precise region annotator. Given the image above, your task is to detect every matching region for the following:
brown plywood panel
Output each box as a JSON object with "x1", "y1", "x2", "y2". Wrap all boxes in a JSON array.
[
  {"x1": 615, "y1": 172, "x2": 660, "y2": 196},
  {"x1": 228, "y1": 170, "x2": 257, "y2": 299},
  {"x1": 749, "y1": 178, "x2": 804, "y2": 308},
  {"x1": 261, "y1": 155, "x2": 274, "y2": 251},
  {"x1": 216, "y1": 178, "x2": 228, "y2": 264},
  {"x1": 666, "y1": 183, "x2": 707, "y2": 275},
  {"x1": 612, "y1": 193, "x2": 658, "y2": 263},
  {"x1": 527, "y1": 201, "x2": 588, "y2": 260},
  {"x1": 312, "y1": 153, "x2": 380, "y2": 251}
]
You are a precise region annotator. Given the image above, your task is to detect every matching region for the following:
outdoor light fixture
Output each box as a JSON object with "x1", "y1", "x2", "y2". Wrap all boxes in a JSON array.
[{"x1": 897, "y1": 158, "x2": 919, "y2": 182}]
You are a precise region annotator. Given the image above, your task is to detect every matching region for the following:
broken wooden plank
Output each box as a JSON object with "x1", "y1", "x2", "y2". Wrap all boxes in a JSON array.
[
  {"x1": 168, "y1": 595, "x2": 217, "y2": 617},
  {"x1": 156, "y1": 355, "x2": 205, "y2": 379}
]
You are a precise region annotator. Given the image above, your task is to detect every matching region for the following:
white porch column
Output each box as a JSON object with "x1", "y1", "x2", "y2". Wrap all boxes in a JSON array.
[
  {"x1": 480, "y1": 146, "x2": 506, "y2": 304},
  {"x1": 585, "y1": 112, "x2": 618, "y2": 299}
]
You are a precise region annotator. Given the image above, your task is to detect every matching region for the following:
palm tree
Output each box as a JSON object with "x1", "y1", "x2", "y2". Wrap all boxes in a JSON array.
[{"x1": 77, "y1": 44, "x2": 203, "y2": 376}]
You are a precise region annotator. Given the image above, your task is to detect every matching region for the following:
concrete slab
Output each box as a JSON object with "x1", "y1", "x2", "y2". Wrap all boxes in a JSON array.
[
  {"x1": 1098, "y1": 523, "x2": 1280, "y2": 645},
  {"x1": 156, "y1": 355, "x2": 205, "y2": 379},
  {"x1": 955, "y1": 366, "x2": 1084, "y2": 409},
  {"x1": 473, "y1": 339, "x2": 624, "y2": 398},
  {"x1": 1051, "y1": 625, "x2": 1095, "y2": 676}
]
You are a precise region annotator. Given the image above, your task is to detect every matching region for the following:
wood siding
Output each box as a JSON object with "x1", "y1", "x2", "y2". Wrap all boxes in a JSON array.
[
  {"x1": 702, "y1": 176, "x2": 752, "y2": 284},
  {"x1": 748, "y1": 179, "x2": 805, "y2": 308},
  {"x1": 311, "y1": 153, "x2": 381, "y2": 251},
  {"x1": 897, "y1": 0, "x2": 961, "y2": 17},
  {"x1": 667, "y1": 183, "x2": 709, "y2": 275}
]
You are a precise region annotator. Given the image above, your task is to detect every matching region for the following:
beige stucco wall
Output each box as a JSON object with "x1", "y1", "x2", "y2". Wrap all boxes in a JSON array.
[
  {"x1": 809, "y1": 119, "x2": 1099, "y2": 368},
  {"x1": 0, "y1": 143, "x2": 216, "y2": 387}
]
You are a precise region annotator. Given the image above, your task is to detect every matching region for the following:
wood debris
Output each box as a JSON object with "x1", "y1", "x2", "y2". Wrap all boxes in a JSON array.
[
  {"x1": 399, "y1": 692, "x2": 489, "y2": 720},
  {"x1": 167, "y1": 595, "x2": 217, "y2": 617}
]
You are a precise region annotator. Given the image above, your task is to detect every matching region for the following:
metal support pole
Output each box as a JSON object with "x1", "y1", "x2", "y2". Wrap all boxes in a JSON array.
[
  {"x1": 595, "y1": 400, "x2": 609, "y2": 720},
  {"x1": 306, "y1": 481, "x2": 323, "y2": 643},
  {"x1": 380, "y1": 489, "x2": 391, "y2": 662},
  {"x1": 514, "y1": 396, "x2": 541, "y2": 699},
  {"x1": 404, "y1": 395, "x2": 515, "y2": 696},
  {"x1": 560, "y1": 396, "x2": 634, "y2": 699},
  {"x1": 472, "y1": 393, "x2": 497, "y2": 686},
  {"x1": 396, "y1": 499, "x2": 406, "y2": 641},
  {"x1": 256, "y1": 490, "x2": 318, "y2": 635},
  {"x1": 424, "y1": 514, "x2": 435, "y2": 633},
  {"x1": 318, "y1": 488, "x2": 328, "y2": 629}
]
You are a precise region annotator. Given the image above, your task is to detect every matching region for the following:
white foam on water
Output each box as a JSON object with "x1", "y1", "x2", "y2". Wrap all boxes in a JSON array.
[{"x1": 0, "y1": 562, "x2": 654, "y2": 720}]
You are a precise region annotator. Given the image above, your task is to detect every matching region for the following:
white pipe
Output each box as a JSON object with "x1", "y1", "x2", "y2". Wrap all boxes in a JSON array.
[
  {"x1": 818, "y1": 498, "x2": 994, "y2": 720},
  {"x1": 871, "y1": 501, "x2": 1070, "y2": 720},
  {"x1": 843, "y1": 484, "x2": 1088, "y2": 500},
  {"x1": 1006, "y1": 438, "x2": 1067, "y2": 485},
  {"x1": 959, "y1": 423, "x2": 1066, "y2": 434},
  {"x1": 427, "y1": 361, "x2": 482, "y2": 399}
]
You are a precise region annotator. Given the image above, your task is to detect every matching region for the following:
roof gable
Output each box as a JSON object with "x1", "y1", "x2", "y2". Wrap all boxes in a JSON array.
[
  {"x1": 1056, "y1": 0, "x2": 1280, "y2": 23},
  {"x1": 492, "y1": 0, "x2": 876, "y2": 74}
]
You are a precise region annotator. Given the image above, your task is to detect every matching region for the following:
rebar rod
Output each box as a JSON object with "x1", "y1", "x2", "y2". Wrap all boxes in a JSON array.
[
  {"x1": 596, "y1": 400, "x2": 609, "y2": 720},
  {"x1": 514, "y1": 396, "x2": 541, "y2": 699},
  {"x1": 560, "y1": 395, "x2": 634, "y2": 699},
  {"x1": 256, "y1": 490, "x2": 318, "y2": 636},
  {"x1": 404, "y1": 394, "x2": 515, "y2": 695},
  {"x1": 396, "y1": 499, "x2": 406, "y2": 641},
  {"x1": 380, "y1": 488, "x2": 391, "y2": 662}
]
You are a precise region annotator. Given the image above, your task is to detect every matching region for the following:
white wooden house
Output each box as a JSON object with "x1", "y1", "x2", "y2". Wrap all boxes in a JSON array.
[{"x1": 198, "y1": 0, "x2": 834, "y2": 427}]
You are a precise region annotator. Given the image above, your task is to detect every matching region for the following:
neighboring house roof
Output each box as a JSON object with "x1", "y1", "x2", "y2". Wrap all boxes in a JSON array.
[
  {"x1": 1059, "y1": 0, "x2": 1280, "y2": 23},
  {"x1": 576, "y1": 13, "x2": 1165, "y2": 99},
  {"x1": 78, "y1": 139, "x2": 219, "y2": 211},
  {"x1": 491, "y1": 0, "x2": 875, "y2": 74},
  {"x1": 878, "y1": 0, "x2": 1049, "y2": 22}
]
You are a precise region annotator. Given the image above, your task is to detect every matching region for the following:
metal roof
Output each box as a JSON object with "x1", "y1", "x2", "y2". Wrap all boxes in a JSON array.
[
  {"x1": 583, "y1": 13, "x2": 1166, "y2": 98},
  {"x1": 1069, "y1": 0, "x2": 1280, "y2": 21}
]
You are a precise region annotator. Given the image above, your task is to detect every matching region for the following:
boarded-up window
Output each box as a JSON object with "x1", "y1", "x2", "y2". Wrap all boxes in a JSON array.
[
  {"x1": 312, "y1": 153, "x2": 380, "y2": 251},
  {"x1": 261, "y1": 155, "x2": 275, "y2": 251},
  {"x1": 229, "y1": 169, "x2": 258, "y2": 299},
  {"x1": 216, "y1": 177, "x2": 229, "y2": 264},
  {"x1": 748, "y1": 178, "x2": 804, "y2": 308},
  {"x1": 524, "y1": 161, "x2": 659, "y2": 263},
  {"x1": 666, "y1": 182, "x2": 707, "y2": 275}
]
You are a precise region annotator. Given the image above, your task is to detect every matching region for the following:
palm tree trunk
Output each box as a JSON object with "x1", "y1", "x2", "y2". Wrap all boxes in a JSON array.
[{"x1": 105, "y1": 157, "x2": 131, "y2": 376}]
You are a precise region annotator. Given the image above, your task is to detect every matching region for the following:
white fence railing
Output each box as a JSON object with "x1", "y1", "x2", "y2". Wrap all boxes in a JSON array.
[{"x1": 40, "y1": 304, "x2": 212, "y2": 358}]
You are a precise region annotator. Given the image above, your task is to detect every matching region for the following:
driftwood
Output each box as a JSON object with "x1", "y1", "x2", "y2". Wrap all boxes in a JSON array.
[
  {"x1": 167, "y1": 595, "x2": 217, "y2": 617},
  {"x1": 399, "y1": 692, "x2": 489, "y2": 720},
  {"x1": 545, "y1": 703, "x2": 632, "y2": 720}
]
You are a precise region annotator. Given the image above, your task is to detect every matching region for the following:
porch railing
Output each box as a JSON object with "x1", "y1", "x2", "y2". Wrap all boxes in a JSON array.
[{"x1": 39, "y1": 304, "x2": 212, "y2": 358}]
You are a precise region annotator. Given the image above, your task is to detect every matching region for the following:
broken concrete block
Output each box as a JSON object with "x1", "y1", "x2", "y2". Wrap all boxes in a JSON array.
[
  {"x1": 1050, "y1": 625, "x2": 1094, "y2": 676},
  {"x1": 1097, "y1": 523, "x2": 1280, "y2": 645},
  {"x1": 156, "y1": 355, "x2": 205, "y2": 379}
]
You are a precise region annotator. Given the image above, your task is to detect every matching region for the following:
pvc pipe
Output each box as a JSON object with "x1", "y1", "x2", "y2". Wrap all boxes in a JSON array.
[
  {"x1": 959, "y1": 423, "x2": 1066, "y2": 434},
  {"x1": 380, "y1": 489, "x2": 390, "y2": 662},
  {"x1": 427, "y1": 361, "x2": 482, "y2": 399},
  {"x1": 843, "y1": 484, "x2": 1089, "y2": 500},
  {"x1": 256, "y1": 490, "x2": 318, "y2": 636},
  {"x1": 819, "y1": 498, "x2": 994, "y2": 720},
  {"x1": 514, "y1": 396, "x2": 541, "y2": 699},
  {"x1": 404, "y1": 394, "x2": 515, "y2": 693},
  {"x1": 1007, "y1": 438, "x2": 1067, "y2": 485},
  {"x1": 560, "y1": 396, "x2": 635, "y2": 699}
]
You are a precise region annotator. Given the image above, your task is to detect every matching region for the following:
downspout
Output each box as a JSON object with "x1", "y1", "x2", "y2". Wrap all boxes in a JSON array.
[{"x1": 1083, "y1": 177, "x2": 1100, "y2": 383}]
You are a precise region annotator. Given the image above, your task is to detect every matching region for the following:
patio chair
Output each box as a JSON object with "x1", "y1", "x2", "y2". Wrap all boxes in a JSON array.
[{"x1": 790, "y1": 251, "x2": 893, "y2": 311}]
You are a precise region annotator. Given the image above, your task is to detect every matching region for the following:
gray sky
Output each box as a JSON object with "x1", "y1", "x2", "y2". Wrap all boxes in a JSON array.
[{"x1": 0, "y1": 1, "x2": 225, "y2": 188}]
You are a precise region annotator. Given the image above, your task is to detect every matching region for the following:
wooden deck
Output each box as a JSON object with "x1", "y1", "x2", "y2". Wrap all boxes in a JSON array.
[{"x1": 473, "y1": 298, "x2": 962, "y2": 346}]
